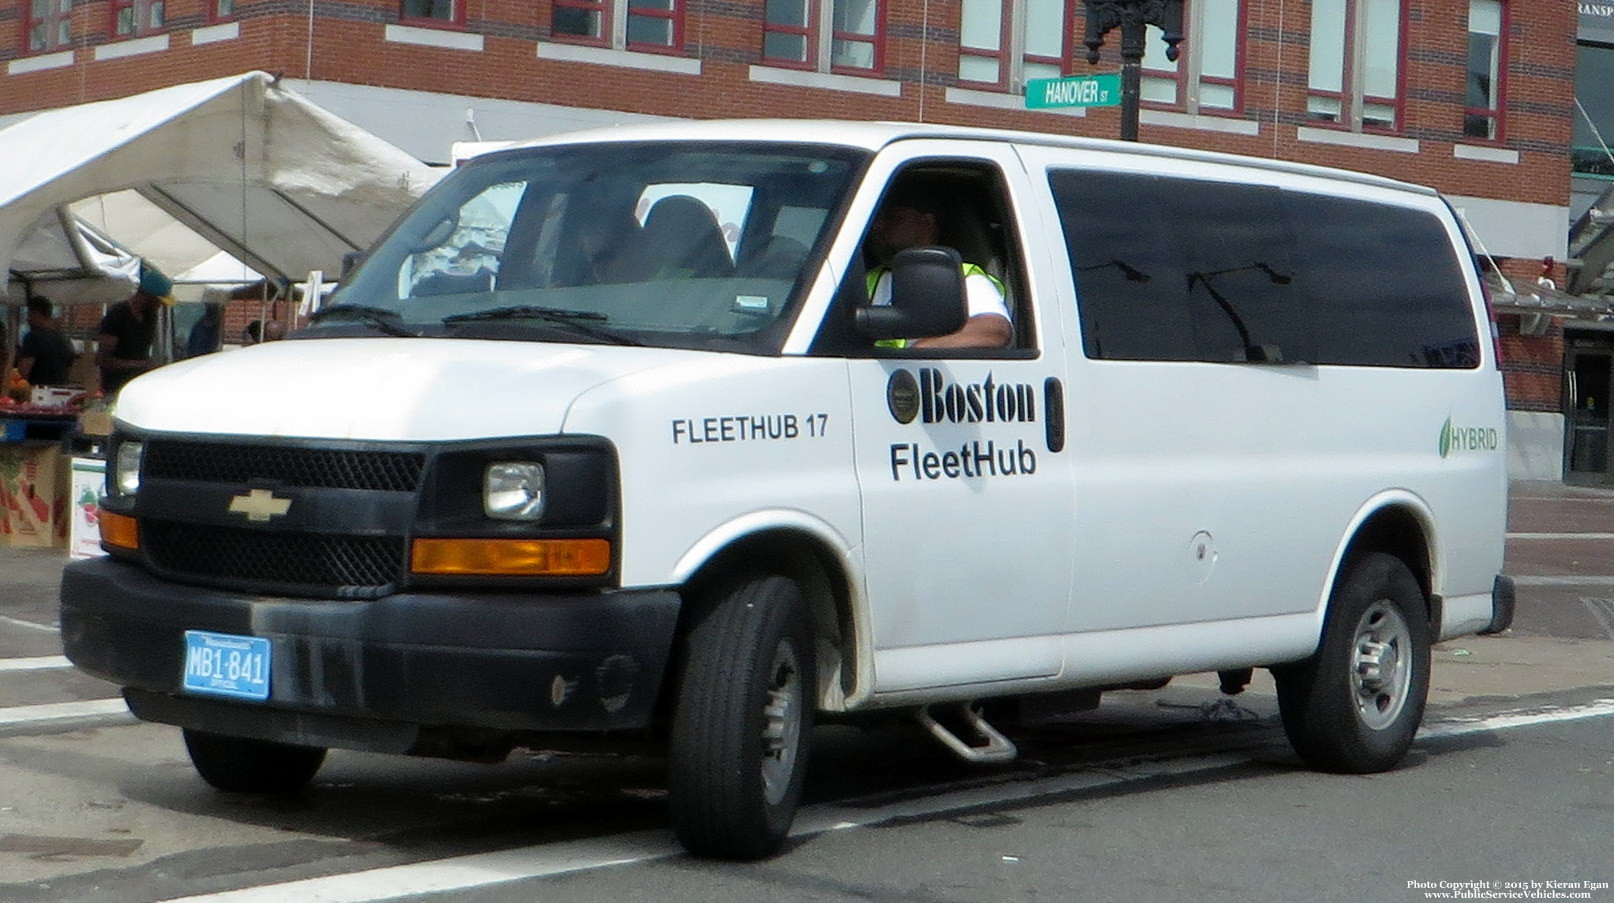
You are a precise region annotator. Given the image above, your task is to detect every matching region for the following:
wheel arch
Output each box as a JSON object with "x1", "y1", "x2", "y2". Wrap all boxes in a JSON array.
[
  {"x1": 1326, "y1": 493, "x2": 1438, "y2": 629},
  {"x1": 670, "y1": 515, "x2": 866, "y2": 715}
]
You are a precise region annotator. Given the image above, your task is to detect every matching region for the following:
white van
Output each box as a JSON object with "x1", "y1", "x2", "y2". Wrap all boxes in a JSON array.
[{"x1": 61, "y1": 120, "x2": 1512, "y2": 860}]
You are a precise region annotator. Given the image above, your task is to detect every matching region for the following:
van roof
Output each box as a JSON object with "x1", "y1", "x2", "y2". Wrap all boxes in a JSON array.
[{"x1": 508, "y1": 118, "x2": 1438, "y2": 198}]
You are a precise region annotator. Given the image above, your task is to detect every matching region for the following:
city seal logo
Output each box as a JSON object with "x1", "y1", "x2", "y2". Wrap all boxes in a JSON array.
[{"x1": 887, "y1": 369, "x2": 920, "y2": 424}]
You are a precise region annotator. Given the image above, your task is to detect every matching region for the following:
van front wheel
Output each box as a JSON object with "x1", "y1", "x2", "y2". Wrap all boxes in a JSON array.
[
  {"x1": 1275, "y1": 552, "x2": 1431, "y2": 774},
  {"x1": 182, "y1": 728, "x2": 327, "y2": 793},
  {"x1": 669, "y1": 574, "x2": 815, "y2": 860}
]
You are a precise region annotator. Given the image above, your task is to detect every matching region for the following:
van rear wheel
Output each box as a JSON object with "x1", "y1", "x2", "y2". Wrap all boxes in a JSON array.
[
  {"x1": 669, "y1": 574, "x2": 815, "y2": 860},
  {"x1": 183, "y1": 728, "x2": 327, "y2": 794},
  {"x1": 1275, "y1": 552, "x2": 1431, "y2": 774}
]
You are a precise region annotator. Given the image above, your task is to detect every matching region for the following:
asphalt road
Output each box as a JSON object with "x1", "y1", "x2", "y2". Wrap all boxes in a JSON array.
[{"x1": 1, "y1": 481, "x2": 1611, "y2": 903}]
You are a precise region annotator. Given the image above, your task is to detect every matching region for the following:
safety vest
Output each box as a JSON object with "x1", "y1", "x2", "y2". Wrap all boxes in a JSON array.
[{"x1": 866, "y1": 262, "x2": 1003, "y2": 349}]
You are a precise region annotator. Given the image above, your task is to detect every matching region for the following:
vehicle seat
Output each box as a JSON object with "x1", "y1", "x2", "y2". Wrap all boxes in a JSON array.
[
  {"x1": 739, "y1": 235, "x2": 810, "y2": 278},
  {"x1": 942, "y1": 200, "x2": 1019, "y2": 344},
  {"x1": 636, "y1": 195, "x2": 734, "y2": 279}
]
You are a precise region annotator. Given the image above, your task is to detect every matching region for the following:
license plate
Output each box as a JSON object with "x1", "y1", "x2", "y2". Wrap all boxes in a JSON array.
[{"x1": 182, "y1": 630, "x2": 271, "y2": 702}]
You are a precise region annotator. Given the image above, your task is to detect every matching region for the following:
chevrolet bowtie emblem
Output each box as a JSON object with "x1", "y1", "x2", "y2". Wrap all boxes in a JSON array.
[{"x1": 228, "y1": 488, "x2": 292, "y2": 523}]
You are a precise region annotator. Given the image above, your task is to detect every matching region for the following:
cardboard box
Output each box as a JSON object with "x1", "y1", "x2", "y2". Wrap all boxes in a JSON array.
[
  {"x1": 30, "y1": 386, "x2": 80, "y2": 406},
  {"x1": 69, "y1": 456, "x2": 107, "y2": 559},
  {"x1": 77, "y1": 409, "x2": 112, "y2": 437},
  {"x1": 0, "y1": 447, "x2": 70, "y2": 548}
]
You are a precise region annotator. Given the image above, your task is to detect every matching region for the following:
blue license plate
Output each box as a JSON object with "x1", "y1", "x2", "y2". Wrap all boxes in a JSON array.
[{"x1": 182, "y1": 630, "x2": 271, "y2": 702}]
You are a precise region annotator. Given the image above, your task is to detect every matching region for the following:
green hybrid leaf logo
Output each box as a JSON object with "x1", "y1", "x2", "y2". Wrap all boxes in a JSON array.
[{"x1": 1439, "y1": 416, "x2": 1500, "y2": 458}]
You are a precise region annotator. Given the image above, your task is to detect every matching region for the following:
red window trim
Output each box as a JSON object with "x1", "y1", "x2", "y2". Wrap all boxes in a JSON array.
[
  {"x1": 763, "y1": 0, "x2": 819, "y2": 70},
  {"x1": 207, "y1": 0, "x2": 238, "y2": 25},
  {"x1": 762, "y1": 0, "x2": 884, "y2": 75},
  {"x1": 22, "y1": 0, "x2": 71, "y2": 54},
  {"x1": 827, "y1": 0, "x2": 886, "y2": 76},
  {"x1": 1139, "y1": 0, "x2": 1247, "y2": 116},
  {"x1": 1304, "y1": 0, "x2": 1408, "y2": 135},
  {"x1": 551, "y1": 0, "x2": 611, "y2": 47},
  {"x1": 1462, "y1": 0, "x2": 1509, "y2": 144},
  {"x1": 398, "y1": 0, "x2": 467, "y2": 29},
  {"x1": 1021, "y1": 0, "x2": 1079, "y2": 85},
  {"x1": 956, "y1": 0, "x2": 1014, "y2": 93},
  {"x1": 624, "y1": 0, "x2": 684, "y2": 55}
]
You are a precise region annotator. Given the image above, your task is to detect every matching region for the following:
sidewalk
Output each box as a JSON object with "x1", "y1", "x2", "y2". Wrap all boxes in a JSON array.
[{"x1": 5, "y1": 485, "x2": 1614, "y2": 709}]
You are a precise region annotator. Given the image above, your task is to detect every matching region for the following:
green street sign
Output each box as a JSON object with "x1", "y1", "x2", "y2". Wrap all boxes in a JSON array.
[{"x1": 1025, "y1": 73, "x2": 1122, "y2": 109}]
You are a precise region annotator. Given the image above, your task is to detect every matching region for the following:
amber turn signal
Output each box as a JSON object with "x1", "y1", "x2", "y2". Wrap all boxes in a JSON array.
[
  {"x1": 410, "y1": 537, "x2": 611, "y2": 576},
  {"x1": 98, "y1": 509, "x2": 139, "y2": 550}
]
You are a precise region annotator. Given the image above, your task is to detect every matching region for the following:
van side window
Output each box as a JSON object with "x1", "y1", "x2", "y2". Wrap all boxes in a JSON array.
[
  {"x1": 812, "y1": 162, "x2": 1031, "y2": 356},
  {"x1": 1048, "y1": 170, "x2": 1481, "y2": 368}
]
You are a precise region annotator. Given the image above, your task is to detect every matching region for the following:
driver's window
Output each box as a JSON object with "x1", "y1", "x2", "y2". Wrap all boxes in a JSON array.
[{"x1": 818, "y1": 162, "x2": 1029, "y2": 355}]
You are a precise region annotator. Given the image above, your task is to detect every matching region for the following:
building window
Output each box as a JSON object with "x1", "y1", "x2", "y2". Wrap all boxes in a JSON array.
[
  {"x1": 763, "y1": 0, "x2": 884, "y2": 73},
  {"x1": 212, "y1": 0, "x2": 236, "y2": 21},
  {"x1": 552, "y1": 0, "x2": 683, "y2": 51},
  {"x1": 1574, "y1": 43, "x2": 1614, "y2": 179},
  {"x1": 26, "y1": 0, "x2": 72, "y2": 52},
  {"x1": 112, "y1": 0, "x2": 165, "y2": 37},
  {"x1": 1141, "y1": 0, "x2": 1244, "y2": 112},
  {"x1": 1465, "y1": 0, "x2": 1505, "y2": 141},
  {"x1": 401, "y1": 0, "x2": 462, "y2": 26},
  {"x1": 958, "y1": 0, "x2": 1075, "y2": 91},
  {"x1": 1306, "y1": 0, "x2": 1406, "y2": 131}
]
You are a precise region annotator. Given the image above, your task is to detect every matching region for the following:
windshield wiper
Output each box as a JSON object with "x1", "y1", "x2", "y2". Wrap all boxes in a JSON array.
[
  {"x1": 441, "y1": 306, "x2": 641, "y2": 346},
  {"x1": 308, "y1": 304, "x2": 415, "y2": 337}
]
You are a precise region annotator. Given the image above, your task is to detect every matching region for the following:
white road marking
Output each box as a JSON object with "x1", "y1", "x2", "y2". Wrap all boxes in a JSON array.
[
  {"x1": 1419, "y1": 698, "x2": 1614, "y2": 739},
  {"x1": 152, "y1": 698, "x2": 1614, "y2": 903},
  {"x1": 1511, "y1": 576, "x2": 1614, "y2": 587},
  {"x1": 0, "y1": 698, "x2": 128, "y2": 726},
  {"x1": 1582, "y1": 598, "x2": 1614, "y2": 639},
  {"x1": 0, "y1": 613, "x2": 59, "y2": 633},
  {"x1": 1507, "y1": 532, "x2": 1614, "y2": 539},
  {"x1": 0, "y1": 654, "x2": 72, "y2": 672}
]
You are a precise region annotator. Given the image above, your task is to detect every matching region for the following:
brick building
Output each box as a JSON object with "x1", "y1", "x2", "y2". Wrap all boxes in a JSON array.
[{"x1": 0, "y1": 0, "x2": 1597, "y2": 477}]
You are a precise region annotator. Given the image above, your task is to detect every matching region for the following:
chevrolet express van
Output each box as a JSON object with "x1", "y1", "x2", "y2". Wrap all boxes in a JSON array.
[{"x1": 61, "y1": 120, "x2": 1512, "y2": 860}]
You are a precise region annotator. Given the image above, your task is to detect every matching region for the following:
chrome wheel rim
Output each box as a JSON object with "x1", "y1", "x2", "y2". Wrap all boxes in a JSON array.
[
  {"x1": 760, "y1": 640, "x2": 803, "y2": 806},
  {"x1": 1350, "y1": 599, "x2": 1413, "y2": 731}
]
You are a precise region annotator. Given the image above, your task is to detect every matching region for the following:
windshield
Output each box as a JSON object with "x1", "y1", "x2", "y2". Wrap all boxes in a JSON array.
[{"x1": 317, "y1": 141, "x2": 866, "y2": 353}]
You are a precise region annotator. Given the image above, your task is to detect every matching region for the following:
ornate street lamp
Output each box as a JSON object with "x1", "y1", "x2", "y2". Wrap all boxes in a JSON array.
[{"x1": 1083, "y1": 0, "x2": 1186, "y2": 142}]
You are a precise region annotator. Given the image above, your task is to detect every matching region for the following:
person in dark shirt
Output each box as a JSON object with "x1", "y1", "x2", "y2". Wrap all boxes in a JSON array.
[
  {"x1": 98, "y1": 265, "x2": 173, "y2": 395},
  {"x1": 16, "y1": 296, "x2": 78, "y2": 387}
]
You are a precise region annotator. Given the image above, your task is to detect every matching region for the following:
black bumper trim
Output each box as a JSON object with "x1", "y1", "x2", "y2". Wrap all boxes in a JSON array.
[{"x1": 61, "y1": 558, "x2": 681, "y2": 739}]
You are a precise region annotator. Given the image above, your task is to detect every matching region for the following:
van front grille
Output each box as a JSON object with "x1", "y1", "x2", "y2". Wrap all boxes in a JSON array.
[
  {"x1": 143, "y1": 440, "x2": 425, "y2": 492},
  {"x1": 141, "y1": 520, "x2": 404, "y2": 599}
]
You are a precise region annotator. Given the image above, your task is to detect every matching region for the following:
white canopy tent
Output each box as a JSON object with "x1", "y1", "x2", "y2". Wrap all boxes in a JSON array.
[{"x1": 1, "y1": 70, "x2": 440, "y2": 308}]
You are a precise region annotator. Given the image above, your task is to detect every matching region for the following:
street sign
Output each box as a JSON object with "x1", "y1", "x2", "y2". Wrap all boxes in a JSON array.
[{"x1": 1025, "y1": 73, "x2": 1122, "y2": 110}]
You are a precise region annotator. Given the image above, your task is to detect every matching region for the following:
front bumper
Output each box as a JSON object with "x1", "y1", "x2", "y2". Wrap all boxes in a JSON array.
[{"x1": 60, "y1": 557, "x2": 681, "y2": 754}]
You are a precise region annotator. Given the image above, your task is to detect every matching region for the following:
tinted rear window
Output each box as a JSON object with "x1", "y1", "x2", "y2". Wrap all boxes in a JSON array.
[{"x1": 1048, "y1": 170, "x2": 1480, "y2": 368}]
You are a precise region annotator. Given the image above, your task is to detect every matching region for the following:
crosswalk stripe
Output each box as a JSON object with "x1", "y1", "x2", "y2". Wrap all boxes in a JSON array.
[
  {"x1": 0, "y1": 654, "x2": 72, "y2": 672},
  {"x1": 0, "y1": 698, "x2": 128, "y2": 726}
]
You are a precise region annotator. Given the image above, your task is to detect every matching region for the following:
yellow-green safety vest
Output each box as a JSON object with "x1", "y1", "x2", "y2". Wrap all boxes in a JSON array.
[{"x1": 866, "y1": 262, "x2": 1003, "y2": 349}]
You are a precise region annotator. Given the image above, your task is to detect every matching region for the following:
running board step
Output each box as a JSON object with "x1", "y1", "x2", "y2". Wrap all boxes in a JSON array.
[{"x1": 915, "y1": 704, "x2": 1018, "y2": 764}]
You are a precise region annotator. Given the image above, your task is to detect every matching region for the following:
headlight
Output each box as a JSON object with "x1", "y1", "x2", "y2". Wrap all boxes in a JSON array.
[
  {"x1": 484, "y1": 462, "x2": 544, "y2": 521},
  {"x1": 113, "y1": 441, "x2": 145, "y2": 496}
]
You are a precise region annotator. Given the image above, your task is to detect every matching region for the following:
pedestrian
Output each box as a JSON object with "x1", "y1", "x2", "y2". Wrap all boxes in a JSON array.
[
  {"x1": 97, "y1": 264, "x2": 173, "y2": 395},
  {"x1": 16, "y1": 296, "x2": 77, "y2": 386}
]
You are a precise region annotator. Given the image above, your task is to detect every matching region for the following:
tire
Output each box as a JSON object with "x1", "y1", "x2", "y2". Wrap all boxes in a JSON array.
[
  {"x1": 183, "y1": 728, "x2": 327, "y2": 794},
  {"x1": 1275, "y1": 552, "x2": 1431, "y2": 774},
  {"x1": 669, "y1": 573, "x2": 816, "y2": 860}
]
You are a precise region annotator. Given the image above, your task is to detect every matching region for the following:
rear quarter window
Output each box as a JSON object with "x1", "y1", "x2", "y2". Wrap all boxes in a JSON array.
[{"x1": 1048, "y1": 169, "x2": 1480, "y2": 368}]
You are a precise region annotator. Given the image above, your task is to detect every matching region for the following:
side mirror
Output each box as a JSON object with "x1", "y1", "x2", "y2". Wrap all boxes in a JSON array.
[
  {"x1": 340, "y1": 250, "x2": 366, "y2": 279},
  {"x1": 856, "y1": 246, "x2": 968, "y2": 342}
]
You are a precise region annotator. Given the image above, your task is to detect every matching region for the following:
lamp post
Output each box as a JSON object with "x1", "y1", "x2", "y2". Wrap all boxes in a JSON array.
[{"x1": 1082, "y1": 0, "x2": 1185, "y2": 142}]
